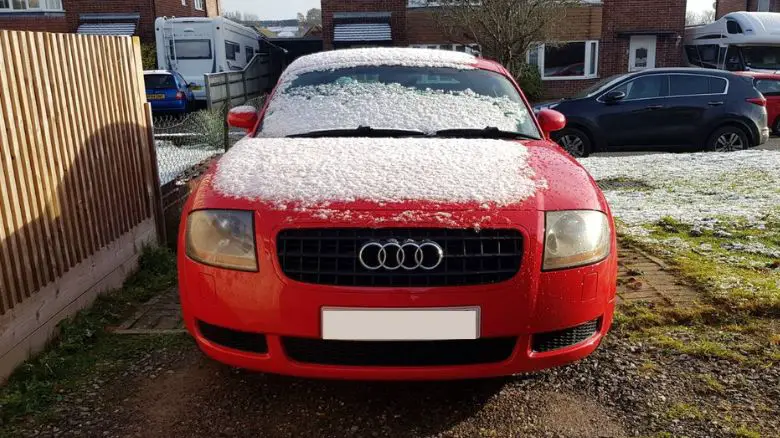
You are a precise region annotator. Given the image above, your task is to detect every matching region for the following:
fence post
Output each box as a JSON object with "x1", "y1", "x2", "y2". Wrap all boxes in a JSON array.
[
  {"x1": 223, "y1": 75, "x2": 231, "y2": 151},
  {"x1": 143, "y1": 103, "x2": 166, "y2": 245}
]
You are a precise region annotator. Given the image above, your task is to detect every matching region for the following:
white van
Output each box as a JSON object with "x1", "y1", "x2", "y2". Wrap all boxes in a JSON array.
[
  {"x1": 684, "y1": 11, "x2": 780, "y2": 72},
  {"x1": 155, "y1": 17, "x2": 260, "y2": 101}
]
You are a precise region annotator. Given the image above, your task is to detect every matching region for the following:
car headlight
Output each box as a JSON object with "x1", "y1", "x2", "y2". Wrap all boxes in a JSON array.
[
  {"x1": 185, "y1": 210, "x2": 257, "y2": 271},
  {"x1": 543, "y1": 210, "x2": 611, "y2": 271}
]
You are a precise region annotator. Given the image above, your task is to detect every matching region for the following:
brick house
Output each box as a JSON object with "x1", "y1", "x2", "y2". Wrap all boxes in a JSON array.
[
  {"x1": 321, "y1": 0, "x2": 687, "y2": 98},
  {"x1": 716, "y1": 0, "x2": 778, "y2": 17},
  {"x1": 0, "y1": 0, "x2": 220, "y2": 43}
]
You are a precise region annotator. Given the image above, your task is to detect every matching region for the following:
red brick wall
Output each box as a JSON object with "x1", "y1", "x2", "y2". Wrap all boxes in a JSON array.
[
  {"x1": 599, "y1": 0, "x2": 686, "y2": 78},
  {"x1": 406, "y1": 8, "x2": 450, "y2": 44},
  {"x1": 64, "y1": 0, "x2": 152, "y2": 41},
  {"x1": 322, "y1": 0, "x2": 407, "y2": 50},
  {"x1": 716, "y1": 0, "x2": 780, "y2": 17},
  {"x1": 0, "y1": 15, "x2": 69, "y2": 33},
  {"x1": 154, "y1": 0, "x2": 208, "y2": 20},
  {"x1": 540, "y1": 78, "x2": 600, "y2": 100},
  {"x1": 205, "y1": 0, "x2": 220, "y2": 17}
]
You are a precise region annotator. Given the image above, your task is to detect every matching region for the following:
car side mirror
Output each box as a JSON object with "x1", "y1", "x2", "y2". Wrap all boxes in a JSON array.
[
  {"x1": 603, "y1": 90, "x2": 626, "y2": 103},
  {"x1": 227, "y1": 105, "x2": 259, "y2": 131},
  {"x1": 186, "y1": 83, "x2": 195, "y2": 89},
  {"x1": 537, "y1": 109, "x2": 566, "y2": 137}
]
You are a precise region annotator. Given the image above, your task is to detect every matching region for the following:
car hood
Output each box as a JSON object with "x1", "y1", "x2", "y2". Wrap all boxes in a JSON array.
[{"x1": 190, "y1": 137, "x2": 608, "y2": 226}]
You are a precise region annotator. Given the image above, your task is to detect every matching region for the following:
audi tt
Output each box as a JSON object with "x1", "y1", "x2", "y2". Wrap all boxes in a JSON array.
[{"x1": 178, "y1": 48, "x2": 618, "y2": 380}]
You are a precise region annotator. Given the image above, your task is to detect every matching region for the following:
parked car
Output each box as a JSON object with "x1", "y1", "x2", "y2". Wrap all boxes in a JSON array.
[
  {"x1": 143, "y1": 70, "x2": 195, "y2": 114},
  {"x1": 735, "y1": 71, "x2": 780, "y2": 134},
  {"x1": 536, "y1": 68, "x2": 769, "y2": 157},
  {"x1": 178, "y1": 48, "x2": 617, "y2": 380}
]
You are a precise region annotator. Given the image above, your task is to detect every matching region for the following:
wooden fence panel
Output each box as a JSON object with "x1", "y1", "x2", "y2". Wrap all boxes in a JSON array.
[{"x1": 0, "y1": 31, "x2": 157, "y2": 322}]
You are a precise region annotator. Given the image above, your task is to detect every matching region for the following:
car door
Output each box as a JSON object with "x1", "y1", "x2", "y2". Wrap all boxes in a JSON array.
[
  {"x1": 596, "y1": 74, "x2": 670, "y2": 147},
  {"x1": 661, "y1": 74, "x2": 728, "y2": 146},
  {"x1": 754, "y1": 77, "x2": 780, "y2": 129}
]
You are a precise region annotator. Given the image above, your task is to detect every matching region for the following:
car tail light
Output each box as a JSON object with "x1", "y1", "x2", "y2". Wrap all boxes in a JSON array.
[
  {"x1": 176, "y1": 91, "x2": 186, "y2": 100},
  {"x1": 747, "y1": 97, "x2": 766, "y2": 106}
]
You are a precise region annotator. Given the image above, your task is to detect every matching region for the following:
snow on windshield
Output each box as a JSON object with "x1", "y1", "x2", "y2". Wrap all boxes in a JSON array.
[
  {"x1": 280, "y1": 48, "x2": 476, "y2": 83},
  {"x1": 213, "y1": 137, "x2": 544, "y2": 207},
  {"x1": 260, "y1": 81, "x2": 532, "y2": 137}
]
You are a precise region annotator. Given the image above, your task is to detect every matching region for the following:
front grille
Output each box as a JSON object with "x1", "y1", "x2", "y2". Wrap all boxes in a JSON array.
[
  {"x1": 531, "y1": 318, "x2": 601, "y2": 353},
  {"x1": 276, "y1": 228, "x2": 523, "y2": 287},
  {"x1": 281, "y1": 337, "x2": 517, "y2": 366},
  {"x1": 197, "y1": 320, "x2": 268, "y2": 354}
]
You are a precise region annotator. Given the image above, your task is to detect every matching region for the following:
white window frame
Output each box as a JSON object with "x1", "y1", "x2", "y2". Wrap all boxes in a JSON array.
[
  {"x1": 409, "y1": 43, "x2": 481, "y2": 56},
  {"x1": 0, "y1": 0, "x2": 63, "y2": 12},
  {"x1": 194, "y1": 0, "x2": 204, "y2": 10},
  {"x1": 527, "y1": 40, "x2": 600, "y2": 81},
  {"x1": 181, "y1": 0, "x2": 186, "y2": 6}
]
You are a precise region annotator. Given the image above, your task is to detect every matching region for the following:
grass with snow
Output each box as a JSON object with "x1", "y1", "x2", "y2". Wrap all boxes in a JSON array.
[{"x1": 580, "y1": 150, "x2": 780, "y2": 316}]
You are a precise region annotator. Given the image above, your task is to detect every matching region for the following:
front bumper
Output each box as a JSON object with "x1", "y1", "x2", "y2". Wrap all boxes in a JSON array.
[{"x1": 178, "y1": 216, "x2": 617, "y2": 380}]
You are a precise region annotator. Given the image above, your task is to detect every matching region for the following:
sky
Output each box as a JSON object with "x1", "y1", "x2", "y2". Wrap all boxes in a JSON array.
[
  {"x1": 688, "y1": 0, "x2": 715, "y2": 12},
  {"x1": 222, "y1": 0, "x2": 712, "y2": 20},
  {"x1": 222, "y1": 0, "x2": 321, "y2": 19}
]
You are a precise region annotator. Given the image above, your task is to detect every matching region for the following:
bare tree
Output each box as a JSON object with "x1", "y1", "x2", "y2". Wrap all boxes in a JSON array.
[
  {"x1": 424, "y1": 0, "x2": 579, "y2": 72},
  {"x1": 686, "y1": 9, "x2": 715, "y2": 26},
  {"x1": 298, "y1": 8, "x2": 322, "y2": 28}
]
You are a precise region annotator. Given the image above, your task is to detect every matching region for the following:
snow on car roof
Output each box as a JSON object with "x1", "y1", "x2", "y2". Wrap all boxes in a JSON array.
[
  {"x1": 213, "y1": 137, "x2": 543, "y2": 207},
  {"x1": 280, "y1": 47, "x2": 477, "y2": 82}
]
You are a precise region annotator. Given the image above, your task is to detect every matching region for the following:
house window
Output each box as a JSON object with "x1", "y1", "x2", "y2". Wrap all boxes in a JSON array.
[
  {"x1": 1, "y1": 0, "x2": 62, "y2": 10},
  {"x1": 181, "y1": 0, "x2": 186, "y2": 6},
  {"x1": 409, "y1": 44, "x2": 481, "y2": 56},
  {"x1": 194, "y1": 0, "x2": 204, "y2": 10},
  {"x1": 225, "y1": 41, "x2": 240, "y2": 61},
  {"x1": 527, "y1": 41, "x2": 599, "y2": 80},
  {"x1": 758, "y1": 0, "x2": 770, "y2": 11}
]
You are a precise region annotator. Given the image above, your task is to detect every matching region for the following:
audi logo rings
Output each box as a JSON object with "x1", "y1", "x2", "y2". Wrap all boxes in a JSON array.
[{"x1": 358, "y1": 239, "x2": 444, "y2": 271}]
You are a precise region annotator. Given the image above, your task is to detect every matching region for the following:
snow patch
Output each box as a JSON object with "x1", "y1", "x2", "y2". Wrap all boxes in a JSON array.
[
  {"x1": 579, "y1": 150, "x2": 780, "y2": 227},
  {"x1": 230, "y1": 105, "x2": 257, "y2": 114},
  {"x1": 213, "y1": 137, "x2": 542, "y2": 206},
  {"x1": 280, "y1": 48, "x2": 476, "y2": 84},
  {"x1": 261, "y1": 82, "x2": 531, "y2": 137}
]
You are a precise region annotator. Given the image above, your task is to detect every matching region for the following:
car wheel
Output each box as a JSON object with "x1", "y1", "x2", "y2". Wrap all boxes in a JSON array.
[
  {"x1": 773, "y1": 118, "x2": 780, "y2": 136},
  {"x1": 554, "y1": 128, "x2": 591, "y2": 158},
  {"x1": 707, "y1": 126, "x2": 748, "y2": 152}
]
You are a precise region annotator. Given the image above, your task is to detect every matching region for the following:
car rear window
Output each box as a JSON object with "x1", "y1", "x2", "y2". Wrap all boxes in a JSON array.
[
  {"x1": 669, "y1": 75, "x2": 727, "y2": 96},
  {"x1": 144, "y1": 74, "x2": 176, "y2": 89}
]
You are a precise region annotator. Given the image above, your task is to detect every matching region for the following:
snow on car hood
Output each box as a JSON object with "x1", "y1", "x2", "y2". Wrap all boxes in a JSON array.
[
  {"x1": 213, "y1": 137, "x2": 545, "y2": 209},
  {"x1": 280, "y1": 47, "x2": 476, "y2": 84},
  {"x1": 261, "y1": 82, "x2": 531, "y2": 137}
]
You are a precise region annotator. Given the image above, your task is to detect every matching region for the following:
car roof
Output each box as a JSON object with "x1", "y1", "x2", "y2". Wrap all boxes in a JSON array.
[
  {"x1": 626, "y1": 67, "x2": 734, "y2": 78},
  {"x1": 144, "y1": 70, "x2": 175, "y2": 75},
  {"x1": 281, "y1": 47, "x2": 483, "y2": 80},
  {"x1": 734, "y1": 70, "x2": 780, "y2": 79}
]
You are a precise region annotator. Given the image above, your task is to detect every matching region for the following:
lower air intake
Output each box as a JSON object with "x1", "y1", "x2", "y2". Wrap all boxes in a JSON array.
[
  {"x1": 281, "y1": 337, "x2": 517, "y2": 366},
  {"x1": 531, "y1": 318, "x2": 601, "y2": 353},
  {"x1": 197, "y1": 320, "x2": 268, "y2": 354}
]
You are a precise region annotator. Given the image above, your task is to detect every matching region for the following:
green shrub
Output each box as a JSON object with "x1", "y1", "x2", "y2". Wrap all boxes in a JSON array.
[
  {"x1": 514, "y1": 63, "x2": 543, "y2": 103},
  {"x1": 141, "y1": 43, "x2": 157, "y2": 70}
]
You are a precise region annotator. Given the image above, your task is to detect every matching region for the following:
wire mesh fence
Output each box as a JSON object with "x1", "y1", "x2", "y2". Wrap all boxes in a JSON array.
[{"x1": 152, "y1": 96, "x2": 266, "y2": 186}]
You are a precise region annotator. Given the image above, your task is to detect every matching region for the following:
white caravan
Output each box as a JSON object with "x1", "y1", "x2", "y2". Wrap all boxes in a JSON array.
[
  {"x1": 155, "y1": 17, "x2": 260, "y2": 101},
  {"x1": 684, "y1": 12, "x2": 780, "y2": 72}
]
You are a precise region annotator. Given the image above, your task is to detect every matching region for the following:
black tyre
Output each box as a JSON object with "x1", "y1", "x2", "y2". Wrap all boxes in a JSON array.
[
  {"x1": 706, "y1": 125, "x2": 749, "y2": 152},
  {"x1": 773, "y1": 118, "x2": 780, "y2": 136},
  {"x1": 554, "y1": 128, "x2": 592, "y2": 158}
]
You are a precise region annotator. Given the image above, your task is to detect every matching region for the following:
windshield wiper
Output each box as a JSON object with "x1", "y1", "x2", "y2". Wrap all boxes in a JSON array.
[
  {"x1": 434, "y1": 127, "x2": 540, "y2": 141},
  {"x1": 288, "y1": 126, "x2": 426, "y2": 138}
]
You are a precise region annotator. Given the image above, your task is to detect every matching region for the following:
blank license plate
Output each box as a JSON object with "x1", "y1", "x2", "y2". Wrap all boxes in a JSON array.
[
  {"x1": 147, "y1": 94, "x2": 165, "y2": 100},
  {"x1": 321, "y1": 307, "x2": 480, "y2": 341}
]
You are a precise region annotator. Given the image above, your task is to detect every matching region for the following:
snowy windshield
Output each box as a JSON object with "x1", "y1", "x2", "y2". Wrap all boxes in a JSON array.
[
  {"x1": 260, "y1": 66, "x2": 539, "y2": 138},
  {"x1": 741, "y1": 46, "x2": 780, "y2": 70}
]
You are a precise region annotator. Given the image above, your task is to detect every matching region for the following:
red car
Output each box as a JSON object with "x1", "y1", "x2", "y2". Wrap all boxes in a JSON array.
[
  {"x1": 178, "y1": 48, "x2": 617, "y2": 380},
  {"x1": 736, "y1": 71, "x2": 780, "y2": 134}
]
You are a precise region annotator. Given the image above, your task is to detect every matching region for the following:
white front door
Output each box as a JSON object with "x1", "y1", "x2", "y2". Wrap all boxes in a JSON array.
[{"x1": 628, "y1": 36, "x2": 657, "y2": 72}]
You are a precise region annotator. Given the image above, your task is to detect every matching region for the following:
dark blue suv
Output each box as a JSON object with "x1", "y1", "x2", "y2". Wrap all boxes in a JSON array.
[
  {"x1": 144, "y1": 70, "x2": 195, "y2": 114},
  {"x1": 536, "y1": 68, "x2": 769, "y2": 157}
]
